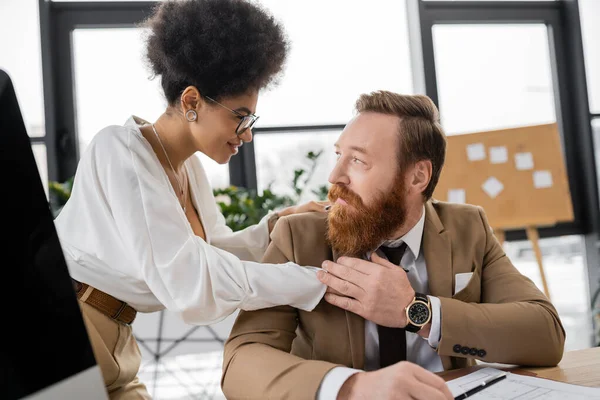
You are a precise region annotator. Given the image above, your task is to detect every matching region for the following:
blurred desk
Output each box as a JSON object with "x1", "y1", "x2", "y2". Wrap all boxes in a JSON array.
[{"x1": 439, "y1": 347, "x2": 600, "y2": 388}]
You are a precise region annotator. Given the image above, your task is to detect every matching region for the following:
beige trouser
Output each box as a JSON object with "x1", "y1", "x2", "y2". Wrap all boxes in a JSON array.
[{"x1": 78, "y1": 300, "x2": 151, "y2": 399}]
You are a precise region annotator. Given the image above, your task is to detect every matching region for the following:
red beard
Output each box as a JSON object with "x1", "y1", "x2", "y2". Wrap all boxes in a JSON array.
[{"x1": 326, "y1": 177, "x2": 408, "y2": 257}]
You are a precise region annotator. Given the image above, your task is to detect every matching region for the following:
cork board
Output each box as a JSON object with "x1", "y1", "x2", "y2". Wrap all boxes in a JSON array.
[{"x1": 432, "y1": 123, "x2": 573, "y2": 230}]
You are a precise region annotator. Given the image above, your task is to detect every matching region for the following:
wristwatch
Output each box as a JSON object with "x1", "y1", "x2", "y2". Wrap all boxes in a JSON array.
[{"x1": 405, "y1": 293, "x2": 432, "y2": 333}]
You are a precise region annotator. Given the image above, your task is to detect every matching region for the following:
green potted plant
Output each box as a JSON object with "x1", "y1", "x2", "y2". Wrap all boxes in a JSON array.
[
  {"x1": 48, "y1": 176, "x2": 74, "y2": 218},
  {"x1": 214, "y1": 150, "x2": 329, "y2": 231}
]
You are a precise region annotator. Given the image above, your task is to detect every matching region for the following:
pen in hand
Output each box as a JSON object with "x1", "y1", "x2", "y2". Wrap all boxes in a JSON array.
[{"x1": 454, "y1": 371, "x2": 508, "y2": 400}]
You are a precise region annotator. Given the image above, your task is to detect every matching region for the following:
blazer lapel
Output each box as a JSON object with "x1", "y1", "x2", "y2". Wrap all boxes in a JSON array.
[
  {"x1": 333, "y1": 248, "x2": 366, "y2": 370},
  {"x1": 345, "y1": 310, "x2": 366, "y2": 369},
  {"x1": 422, "y1": 201, "x2": 453, "y2": 299}
]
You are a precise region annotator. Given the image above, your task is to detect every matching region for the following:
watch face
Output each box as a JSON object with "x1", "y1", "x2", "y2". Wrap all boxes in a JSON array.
[{"x1": 408, "y1": 302, "x2": 430, "y2": 325}]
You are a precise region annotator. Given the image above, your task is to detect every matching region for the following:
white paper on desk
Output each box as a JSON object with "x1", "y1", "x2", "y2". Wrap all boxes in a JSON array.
[{"x1": 447, "y1": 367, "x2": 600, "y2": 399}]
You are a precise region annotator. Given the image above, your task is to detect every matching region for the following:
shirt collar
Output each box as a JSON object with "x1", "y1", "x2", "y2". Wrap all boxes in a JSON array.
[
  {"x1": 126, "y1": 115, "x2": 150, "y2": 129},
  {"x1": 381, "y1": 205, "x2": 426, "y2": 259}
]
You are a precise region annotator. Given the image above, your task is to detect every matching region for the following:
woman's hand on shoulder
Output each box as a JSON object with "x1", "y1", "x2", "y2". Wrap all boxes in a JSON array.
[
  {"x1": 278, "y1": 200, "x2": 331, "y2": 218},
  {"x1": 267, "y1": 200, "x2": 331, "y2": 234}
]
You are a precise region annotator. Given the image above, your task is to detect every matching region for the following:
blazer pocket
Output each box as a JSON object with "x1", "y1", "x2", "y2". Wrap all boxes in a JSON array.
[
  {"x1": 454, "y1": 273, "x2": 473, "y2": 295},
  {"x1": 452, "y1": 268, "x2": 481, "y2": 303}
]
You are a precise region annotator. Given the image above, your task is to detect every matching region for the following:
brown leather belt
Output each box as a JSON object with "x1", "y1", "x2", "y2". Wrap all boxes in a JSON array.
[{"x1": 72, "y1": 279, "x2": 137, "y2": 325}]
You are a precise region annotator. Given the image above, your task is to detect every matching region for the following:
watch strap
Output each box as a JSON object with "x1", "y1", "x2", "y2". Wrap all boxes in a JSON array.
[{"x1": 415, "y1": 292, "x2": 429, "y2": 303}]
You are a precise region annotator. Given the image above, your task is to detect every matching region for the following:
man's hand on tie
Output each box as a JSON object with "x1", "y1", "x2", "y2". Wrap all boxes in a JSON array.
[{"x1": 317, "y1": 253, "x2": 415, "y2": 328}]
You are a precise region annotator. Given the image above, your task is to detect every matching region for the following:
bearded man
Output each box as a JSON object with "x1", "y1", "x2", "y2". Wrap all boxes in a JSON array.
[{"x1": 221, "y1": 91, "x2": 565, "y2": 400}]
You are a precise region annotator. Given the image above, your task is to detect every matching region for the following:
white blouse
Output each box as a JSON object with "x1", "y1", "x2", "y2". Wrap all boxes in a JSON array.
[{"x1": 54, "y1": 116, "x2": 326, "y2": 325}]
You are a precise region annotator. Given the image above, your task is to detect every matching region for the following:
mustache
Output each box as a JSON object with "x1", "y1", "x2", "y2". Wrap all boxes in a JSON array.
[
  {"x1": 327, "y1": 184, "x2": 364, "y2": 208},
  {"x1": 326, "y1": 176, "x2": 408, "y2": 258}
]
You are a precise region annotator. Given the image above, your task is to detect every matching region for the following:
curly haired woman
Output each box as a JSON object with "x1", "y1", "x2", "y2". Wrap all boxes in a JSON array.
[{"x1": 53, "y1": 1, "x2": 329, "y2": 397}]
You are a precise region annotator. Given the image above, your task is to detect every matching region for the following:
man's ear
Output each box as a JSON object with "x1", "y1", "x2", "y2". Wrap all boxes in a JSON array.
[{"x1": 411, "y1": 160, "x2": 432, "y2": 195}]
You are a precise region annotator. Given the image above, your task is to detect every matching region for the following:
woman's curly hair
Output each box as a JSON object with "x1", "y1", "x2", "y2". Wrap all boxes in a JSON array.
[{"x1": 143, "y1": 0, "x2": 289, "y2": 104}]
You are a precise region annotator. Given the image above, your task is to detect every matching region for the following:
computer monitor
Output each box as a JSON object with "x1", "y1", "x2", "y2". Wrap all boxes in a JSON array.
[{"x1": 0, "y1": 69, "x2": 107, "y2": 399}]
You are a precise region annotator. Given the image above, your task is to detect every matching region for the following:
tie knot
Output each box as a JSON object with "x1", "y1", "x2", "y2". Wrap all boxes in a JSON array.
[{"x1": 380, "y1": 242, "x2": 407, "y2": 266}]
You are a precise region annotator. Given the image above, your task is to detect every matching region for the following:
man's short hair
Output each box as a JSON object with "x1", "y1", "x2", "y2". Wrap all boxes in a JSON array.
[{"x1": 355, "y1": 91, "x2": 447, "y2": 199}]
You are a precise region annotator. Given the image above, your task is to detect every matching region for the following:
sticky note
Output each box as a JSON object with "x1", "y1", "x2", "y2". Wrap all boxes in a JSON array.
[
  {"x1": 467, "y1": 143, "x2": 486, "y2": 161},
  {"x1": 489, "y1": 146, "x2": 508, "y2": 164},
  {"x1": 515, "y1": 152, "x2": 534, "y2": 170},
  {"x1": 482, "y1": 176, "x2": 504, "y2": 199},
  {"x1": 533, "y1": 170, "x2": 553, "y2": 188},
  {"x1": 448, "y1": 189, "x2": 466, "y2": 204}
]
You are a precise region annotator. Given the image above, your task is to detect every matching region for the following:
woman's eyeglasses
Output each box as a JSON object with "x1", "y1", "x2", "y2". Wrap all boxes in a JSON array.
[{"x1": 205, "y1": 96, "x2": 259, "y2": 135}]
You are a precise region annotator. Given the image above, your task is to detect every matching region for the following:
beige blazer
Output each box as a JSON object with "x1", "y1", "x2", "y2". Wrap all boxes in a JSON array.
[{"x1": 222, "y1": 201, "x2": 565, "y2": 400}]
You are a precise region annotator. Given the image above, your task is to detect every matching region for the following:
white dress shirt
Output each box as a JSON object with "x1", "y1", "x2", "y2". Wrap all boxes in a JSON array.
[
  {"x1": 54, "y1": 116, "x2": 326, "y2": 325},
  {"x1": 318, "y1": 207, "x2": 444, "y2": 399}
]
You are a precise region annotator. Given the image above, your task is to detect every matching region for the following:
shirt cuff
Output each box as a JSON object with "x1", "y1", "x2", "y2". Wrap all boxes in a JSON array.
[
  {"x1": 425, "y1": 295, "x2": 442, "y2": 349},
  {"x1": 260, "y1": 210, "x2": 277, "y2": 239},
  {"x1": 317, "y1": 367, "x2": 360, "y2": 400}
]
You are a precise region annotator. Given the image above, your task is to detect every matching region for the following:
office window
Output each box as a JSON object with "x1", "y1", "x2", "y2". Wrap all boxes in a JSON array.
[
  {"x1": 0, "y1": 0, "x2": 45, "y2": 137},
  {"x1": 253, "y1": 0, "x2": 413, "y2": 127},
  {"x1": 592, "y1": 119, "x2": 600, "y2": 206},
  {"x1": 32, "y1": 144, "x2": 48, "y2": 198},
  {"x1": 423, "y1": 0, "x2": 557, "y2": 2},
  {"x1": 1, "y1": 0, "x2": 48, "y2": 193},
  {"x1": 71, "y1": 28, "x2": 229, "y2": 189},
  {"x1": 432, "y1": 24, "x2": 556, "y2": 135},
  {"x1": 72, "y1": 28, "x2": 165, "y2": 151},
  {"x1": 579, "y1": 0, "x2": 600, "y2": 113},
  {"x1": 52, "y1": 0, "x2": 158, "y2": 2},
  {"x1": 504, "y1": 235, "x2": 593, "y2": 351},
  {"x1": 254, "y1": 131, "x2": 340, "y2": 201}
]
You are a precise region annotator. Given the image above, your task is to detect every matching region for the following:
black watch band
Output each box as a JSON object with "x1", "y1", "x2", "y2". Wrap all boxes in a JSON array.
[
  {"x1": 414, "y1": 293, "x2": 428, "y2": 303},
  {"x1": 405, "y1": 292, "x2": 431, "y2": 333}
]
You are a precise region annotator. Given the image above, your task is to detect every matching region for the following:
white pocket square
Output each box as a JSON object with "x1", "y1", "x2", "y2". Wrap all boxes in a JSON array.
[{"x1": 454, "y1": 272, "x2": 474, "y2": 295}]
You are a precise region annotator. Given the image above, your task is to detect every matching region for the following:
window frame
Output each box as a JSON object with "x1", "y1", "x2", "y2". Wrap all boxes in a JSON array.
[{"x1": 406, "y1": 0, "x2": 598, "y2": 241}]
